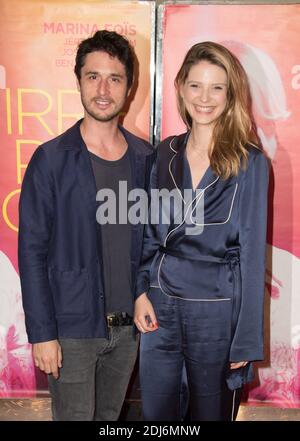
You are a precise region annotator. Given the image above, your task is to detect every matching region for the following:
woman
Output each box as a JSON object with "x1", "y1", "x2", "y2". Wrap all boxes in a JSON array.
[{"x1": 134, "y1": 41, "x2": 269, "y2": 421}]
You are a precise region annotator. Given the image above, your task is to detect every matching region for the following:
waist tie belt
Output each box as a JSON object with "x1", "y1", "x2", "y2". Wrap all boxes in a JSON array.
[
  {"x1": 159, "y1": 245, "x2": 240, "y2": 336},
  {"x1": 159, "y1": 245, "x2": 239, "y2": 265}
]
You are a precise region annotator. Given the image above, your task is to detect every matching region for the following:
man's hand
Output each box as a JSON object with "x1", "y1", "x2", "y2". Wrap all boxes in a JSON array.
[
  {"x1": 134, "y1": 293, "x2": 158, "y2": 333},
  {"x1": 32, "y1": 340, "x2": 62, "y2": 379},
  {"x1": 230, "y1": 361, "x2": 248, "y2": 369}
]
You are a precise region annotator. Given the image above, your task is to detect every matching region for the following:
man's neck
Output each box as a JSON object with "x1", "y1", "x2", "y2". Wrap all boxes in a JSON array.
[{"x1": 80, "y1": 117, "x2": 128, "y2": 160}]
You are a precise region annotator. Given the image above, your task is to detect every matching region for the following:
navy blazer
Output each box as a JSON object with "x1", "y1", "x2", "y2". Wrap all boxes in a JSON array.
[
  {"x1": 18, "y1": 120, "x2": 154, "y2": 343},
  {"x1": 136, "y1": 132, "x2": 269, "y2": 370}
]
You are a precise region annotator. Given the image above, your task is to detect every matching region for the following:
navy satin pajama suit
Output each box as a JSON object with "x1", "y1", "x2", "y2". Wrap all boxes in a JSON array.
[{"x1": 136, "y1": 132, "x2": 269, "y2": 421}]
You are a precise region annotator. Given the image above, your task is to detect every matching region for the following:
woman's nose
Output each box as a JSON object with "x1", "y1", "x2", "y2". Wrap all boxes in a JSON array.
[{"x1": 199, "y1": 88, "x2": 210, "y2": 102}]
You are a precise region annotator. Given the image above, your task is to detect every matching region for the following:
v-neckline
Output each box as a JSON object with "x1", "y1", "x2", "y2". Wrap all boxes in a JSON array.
[{"x1": 184, "y1": 149, "x2": 211, "y2": 192}]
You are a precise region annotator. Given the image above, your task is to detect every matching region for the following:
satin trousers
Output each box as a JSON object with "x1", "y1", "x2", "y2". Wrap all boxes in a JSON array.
[{"x1": 139, "y1": 287, "x2": 240, "y2": 421}]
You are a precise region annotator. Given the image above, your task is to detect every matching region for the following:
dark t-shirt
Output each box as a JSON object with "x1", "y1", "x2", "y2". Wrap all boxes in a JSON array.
[{"x1": 89, "y1": 149, "x2": 133, "y2": 316}]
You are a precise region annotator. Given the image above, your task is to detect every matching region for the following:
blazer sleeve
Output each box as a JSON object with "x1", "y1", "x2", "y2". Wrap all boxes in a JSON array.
[
  {"x1": 135, "y1": 158, "x2": 161, "y2": 299},
  {"x1": 18, "y1": 146, "x2": 57, "y2": 343},
  {"x1": 229, "y1": 151, "x2": 270, "y2": 362}
]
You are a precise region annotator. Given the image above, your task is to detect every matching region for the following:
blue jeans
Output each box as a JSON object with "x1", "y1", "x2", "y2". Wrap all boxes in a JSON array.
[
  {"x1": 48, "y1": 326, "x2": 138, "y2": 421},
  {"x1": 140, "y1": 288, "x2": 239, "y2": 421}
]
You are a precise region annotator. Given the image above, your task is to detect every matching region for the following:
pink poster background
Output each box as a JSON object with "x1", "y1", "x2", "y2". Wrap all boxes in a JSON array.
[
  {"x1": 0, "y1": 0, "x2": 153, "y2": 397},
  {"x1": 160, "y1": 4, "x2": 300, "y2": 407}
]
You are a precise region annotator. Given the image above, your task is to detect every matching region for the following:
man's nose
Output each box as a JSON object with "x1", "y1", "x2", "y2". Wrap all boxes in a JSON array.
[{"x1": 98, "y1": 78, "x2": 109, "y2": 95}]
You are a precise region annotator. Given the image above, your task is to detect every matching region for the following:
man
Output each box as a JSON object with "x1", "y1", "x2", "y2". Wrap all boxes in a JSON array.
[{"x1": 18, "y1": 30, "x2": 154, "y2": 421}]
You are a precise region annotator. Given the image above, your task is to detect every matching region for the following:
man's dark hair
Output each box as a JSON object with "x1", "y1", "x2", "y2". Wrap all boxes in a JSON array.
[{"x1": 74, "y1": 30, "x2": 134, "y2": 89}]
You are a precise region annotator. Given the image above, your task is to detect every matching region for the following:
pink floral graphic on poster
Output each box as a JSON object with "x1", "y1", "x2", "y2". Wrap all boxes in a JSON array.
[{"x1": 0, "y1": 251, "x2": 36, "y2": 396}]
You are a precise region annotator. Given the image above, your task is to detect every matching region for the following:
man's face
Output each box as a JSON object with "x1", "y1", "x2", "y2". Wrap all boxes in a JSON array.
[{"x1": 78, "y1": 50, "x2": 129, "y2": 123}]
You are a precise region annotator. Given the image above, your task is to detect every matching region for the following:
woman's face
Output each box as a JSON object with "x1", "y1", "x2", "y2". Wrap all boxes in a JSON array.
[{"x1": 180, "y1": 60, "x2": 228, "y2": 129}]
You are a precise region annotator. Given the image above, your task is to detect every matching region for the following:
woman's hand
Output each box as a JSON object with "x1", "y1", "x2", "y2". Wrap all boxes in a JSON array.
[
  {"x1": 230, "y1": 361, "x2": 248, "y2": 369},
  {"x1": 134, "y1": 293, "x2": 158, "y2": 333}
]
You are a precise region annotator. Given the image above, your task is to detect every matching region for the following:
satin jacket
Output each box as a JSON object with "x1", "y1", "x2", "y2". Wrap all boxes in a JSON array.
[
  {"x1": 18, "y1": 120, "x2": 154, "y2": 343},
  {"x1": 136, "y1": 132, "x2": 269, "y2": 368}
]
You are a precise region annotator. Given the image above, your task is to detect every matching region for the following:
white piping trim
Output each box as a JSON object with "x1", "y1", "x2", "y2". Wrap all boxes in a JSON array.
[
  {"x1": 169, "y1": 136, "x2": 177, "y2": 153},
  {"x1": 163, "y1": 211, "x2": 192, "y2": 246},
  {"x1": 160, "y1": 138, "x2": 238, "y2": 300},
  {"x1": 201, "y1": 175, "x2": 220, "y2": 191},
  {"x1": 163, "y1": 175, "x2": 220, "y2": 246},
  {"x1": 168, "y1": 136, "x2": 221, "y2": 209},
  {"x1": 231, "y1": 389, "x2": 236, "y2": 421},
  {"x1": 157, "y1": 253, "x2": 231, "y2": 302},
  {"x1": 191, "y1": 183, "x2": 238, "y2": 226},
  {"x1": 168, "y1": 137, "x2": 186, "y2": 204},
  {"x1": 169, "y1": 153, "x2": 186, "y2": 204}
]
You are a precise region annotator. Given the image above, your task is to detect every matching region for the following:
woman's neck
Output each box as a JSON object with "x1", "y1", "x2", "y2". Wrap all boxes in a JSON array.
[{"x1": 188, "y1": 125, "x2": 213, "y2": 154}]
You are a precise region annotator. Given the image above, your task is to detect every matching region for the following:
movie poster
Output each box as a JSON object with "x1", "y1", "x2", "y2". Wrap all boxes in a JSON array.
[
  {"x1": 158, "y1": 2, "x2": 300, "y2": 407},
  {"x1": 0, "y1": 0, "x2": 153, "y2": 396}
]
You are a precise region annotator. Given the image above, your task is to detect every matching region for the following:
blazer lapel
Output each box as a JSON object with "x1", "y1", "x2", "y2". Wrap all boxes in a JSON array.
[
  {"x1": 76, "y1": 147, "x2": 98, "y2": 219},
  {"x1": 169, "y1": 133, "x2": 219, "y2": 197},
  {"x1": 125, "y1": 134, "x2": 147, "y2": 270},
  {"x1": 168, "y1": 132, "x2": 189, "y2": 201},
  {"x1": 58, "y1": 119, "x2": 98, "y2": 220}
]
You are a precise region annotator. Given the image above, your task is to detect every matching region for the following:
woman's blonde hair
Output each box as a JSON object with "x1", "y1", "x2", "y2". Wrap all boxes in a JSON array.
[{"x1": 174, "y1": 41, "x2": 261, "y2": 178}]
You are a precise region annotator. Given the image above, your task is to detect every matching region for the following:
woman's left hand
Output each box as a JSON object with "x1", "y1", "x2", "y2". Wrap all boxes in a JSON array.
[{"x1": 230, "y1": 361, "x2": 248, "y2": 369}]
